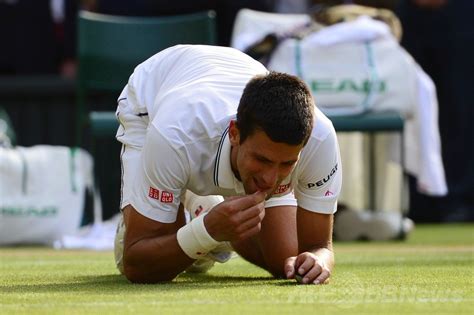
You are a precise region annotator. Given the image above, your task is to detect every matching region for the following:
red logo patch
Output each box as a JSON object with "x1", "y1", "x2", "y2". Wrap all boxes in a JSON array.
[
  {"x1": 325, "y1": 190, "x2": 334, "y2": 196},
  {"x1": 194, "y1": 205, "x2": 204, "y2": 217},
  {"x1": 148, "y1": 187, "x2": 160, "y2": 200},
  {"x1": 160, "y1": 191, "x2": 174, "y2": 203},
  {"x1": 275, "y1": 184, "x2": 291, "y2": 194}
]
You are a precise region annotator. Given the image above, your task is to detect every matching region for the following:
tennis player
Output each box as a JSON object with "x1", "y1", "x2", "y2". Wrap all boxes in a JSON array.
[{"x1": 114, "y1": 45, "x2": 342, "y2": 285}]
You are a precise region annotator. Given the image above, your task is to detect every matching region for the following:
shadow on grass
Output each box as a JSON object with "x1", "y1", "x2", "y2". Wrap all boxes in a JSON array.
[
  {"x1": 179, "y1": 273, "x2": 273, "y2": 282},
  {"x1": 0, "y1": 273, "x2": 286, "y2": 294}
]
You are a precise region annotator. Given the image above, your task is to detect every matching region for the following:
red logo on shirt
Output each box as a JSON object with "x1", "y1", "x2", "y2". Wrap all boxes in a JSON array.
[
  {"x1": 161, "y1": 191, "x2": 174, "y2": 203},
  {"x1": 194, "y1": 205, "x2": 204, "y2": 217},
  {"x1": 325, "y1": 190, "x2": 334, "y2": 196},
  {"x1": 148, "y1": 187, "x2": 160, "y2": 200},
  {"x1": 275, "y1": 183, "x2": 291, "y2": 194}
]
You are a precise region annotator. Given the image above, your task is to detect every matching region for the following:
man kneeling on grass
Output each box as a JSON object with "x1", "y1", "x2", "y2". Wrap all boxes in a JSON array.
[{"x1": 114, "y1": 45, "x2": 342, "y2": 285}]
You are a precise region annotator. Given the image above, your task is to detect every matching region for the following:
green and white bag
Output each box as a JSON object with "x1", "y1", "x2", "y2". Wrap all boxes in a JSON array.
[
  {"x1": 267, "y1": 29, "x2": 418, "y2": 117},
  {"x1": 232, "y1": 9, "x2": 419, "y2": 117},
  {"x1": 0, "y1": 146, "x2": 93, "y2": 245}
]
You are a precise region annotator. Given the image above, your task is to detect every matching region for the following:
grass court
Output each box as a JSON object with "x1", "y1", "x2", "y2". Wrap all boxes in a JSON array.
[{"x1": 1, "y1": 224, "x2": 472, "y2": 314}]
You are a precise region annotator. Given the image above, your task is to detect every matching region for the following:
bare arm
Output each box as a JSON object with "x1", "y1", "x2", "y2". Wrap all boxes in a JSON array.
[
  {"x1": 122, "y1": 204, "x2": 191, "y2": 283},
  {"x1": 122, "y1": 191, "x2": 266, "y2": 283},
  {"x1": 284, "y1": 207, "x2": 334, "y2": 285}
]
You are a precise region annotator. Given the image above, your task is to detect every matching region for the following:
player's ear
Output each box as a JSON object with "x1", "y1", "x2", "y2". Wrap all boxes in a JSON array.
[{"x1": 228, "y1": 120, "x2": 240, "y2": 146}]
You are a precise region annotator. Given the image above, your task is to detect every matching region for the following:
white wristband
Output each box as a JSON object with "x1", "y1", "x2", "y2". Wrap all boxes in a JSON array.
[{"x1": 177, "y1": 213, "x2": 220, "y2": 259}]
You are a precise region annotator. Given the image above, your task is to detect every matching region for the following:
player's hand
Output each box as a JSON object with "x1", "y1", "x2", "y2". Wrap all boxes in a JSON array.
[
  {"x1": 204, "y1": 191, "x2": 266, "y2": 242},
  {"x1": 284, "y1": 252, "x2": 331, "y2": 285}
]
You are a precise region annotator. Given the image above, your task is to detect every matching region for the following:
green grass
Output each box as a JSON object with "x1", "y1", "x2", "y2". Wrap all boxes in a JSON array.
[{"x1": 1, "y1": 224, "x2": 473, "y2": 314}]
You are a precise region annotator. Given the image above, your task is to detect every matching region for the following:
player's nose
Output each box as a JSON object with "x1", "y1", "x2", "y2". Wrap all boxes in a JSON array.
[{"x1": 260, "y1": 168, "x2": 278, "y2": 189}]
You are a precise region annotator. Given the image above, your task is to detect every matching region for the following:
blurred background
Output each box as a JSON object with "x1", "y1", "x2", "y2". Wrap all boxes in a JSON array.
[{"x1": 0, "y1": 0, "x2": 472, "y2": 239}]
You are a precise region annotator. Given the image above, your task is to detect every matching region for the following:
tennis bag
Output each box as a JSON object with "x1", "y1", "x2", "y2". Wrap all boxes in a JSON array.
[
  {"x1": 232, "y1": 9, "x2": 418, "y2": 116},
  {"x1": 267, "y1": 33, "x2": 418, "y2": 116},
  {"x1": 0, "y1": 146, "x2": 93, "y2": 245}
]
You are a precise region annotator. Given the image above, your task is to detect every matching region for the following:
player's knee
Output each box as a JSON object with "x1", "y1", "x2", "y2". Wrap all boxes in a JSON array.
[
  {"x1": 266, "y1": 261, "x2": 287, "y2": 279},
  {"x1": 123, "y1": 264, "x2": 148, "y2": 283},
  {"x1": 123, "y1": 263, "x2": 177, "y2": 283}
]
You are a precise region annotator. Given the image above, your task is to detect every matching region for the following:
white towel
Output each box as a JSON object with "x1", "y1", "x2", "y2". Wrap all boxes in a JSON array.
[{"x1": 404, "y1": 66, "x2": 447, "y2": 195}]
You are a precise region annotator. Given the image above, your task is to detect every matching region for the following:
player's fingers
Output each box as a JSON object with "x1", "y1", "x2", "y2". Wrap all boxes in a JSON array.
[
  {"x1": 224, "y1": 196, "x2": 240, "y2": 201},
  {"x1": 237, "y1": 202, "x2": 265, "y2": 222},
  {"x1": 299, "y1": 263, "x2": 323, "y2": 284},
  {"x1": 294, "y1": 252, "x2": 307, "y2": 267},
  {"x1": 236, "y1": 212, "x2": 265, "y2": 234},
  {"x1": 236, "y1": 223, "x2": 262, "y2": 241},
  {"x1": 284, "y1": 256, "x2": 297, "y2": 279},
  {"x1": 296, "y1": 255, "x2": 316, "y2": 277},
  {"x1": 313, "y1": 268, "x2": 331, "y2": 285},
  {"x1": 259, "y1": 206, "x2": 266, "y2": 220},
  {"x1": 228, "y1": 191, "x2": 266, "y2": 211}
]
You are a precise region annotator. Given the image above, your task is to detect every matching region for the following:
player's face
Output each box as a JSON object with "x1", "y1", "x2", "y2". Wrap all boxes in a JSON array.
[{"x1": 229, "y1": 122, "x2": 303, "y2": 198}]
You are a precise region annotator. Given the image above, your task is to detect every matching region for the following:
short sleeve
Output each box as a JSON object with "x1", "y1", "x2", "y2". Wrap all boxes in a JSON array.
[
  {"x1": 130, "y1": 125, "x2": 189, "y2": 223},
  {"x1": 294, "y1": 128, "x2": 342, "y2": 214}
]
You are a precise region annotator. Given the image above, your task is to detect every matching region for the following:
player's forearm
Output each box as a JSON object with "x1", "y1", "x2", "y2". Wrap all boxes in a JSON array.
[
  {"x1": 123, "y1": 234, "x2": 193, "y2": 283},
  {"x1": 297, "y1": 210, "x2": 335, "y2": 270}
]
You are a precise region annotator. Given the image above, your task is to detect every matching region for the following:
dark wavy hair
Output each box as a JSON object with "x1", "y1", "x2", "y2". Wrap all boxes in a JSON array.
[{"x1": 236, "y1": 71, "x2": 315, "y2": 145}]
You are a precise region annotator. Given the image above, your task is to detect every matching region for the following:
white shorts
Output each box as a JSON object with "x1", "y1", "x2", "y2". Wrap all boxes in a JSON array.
[{"x1": 116, "y1": 94, "x2": 149, "y2": 210}]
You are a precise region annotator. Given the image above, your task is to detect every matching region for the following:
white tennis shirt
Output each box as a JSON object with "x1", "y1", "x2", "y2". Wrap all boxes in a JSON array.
[{"x1": 118, "y1": 45, "x2": 342, "y2": 223}]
